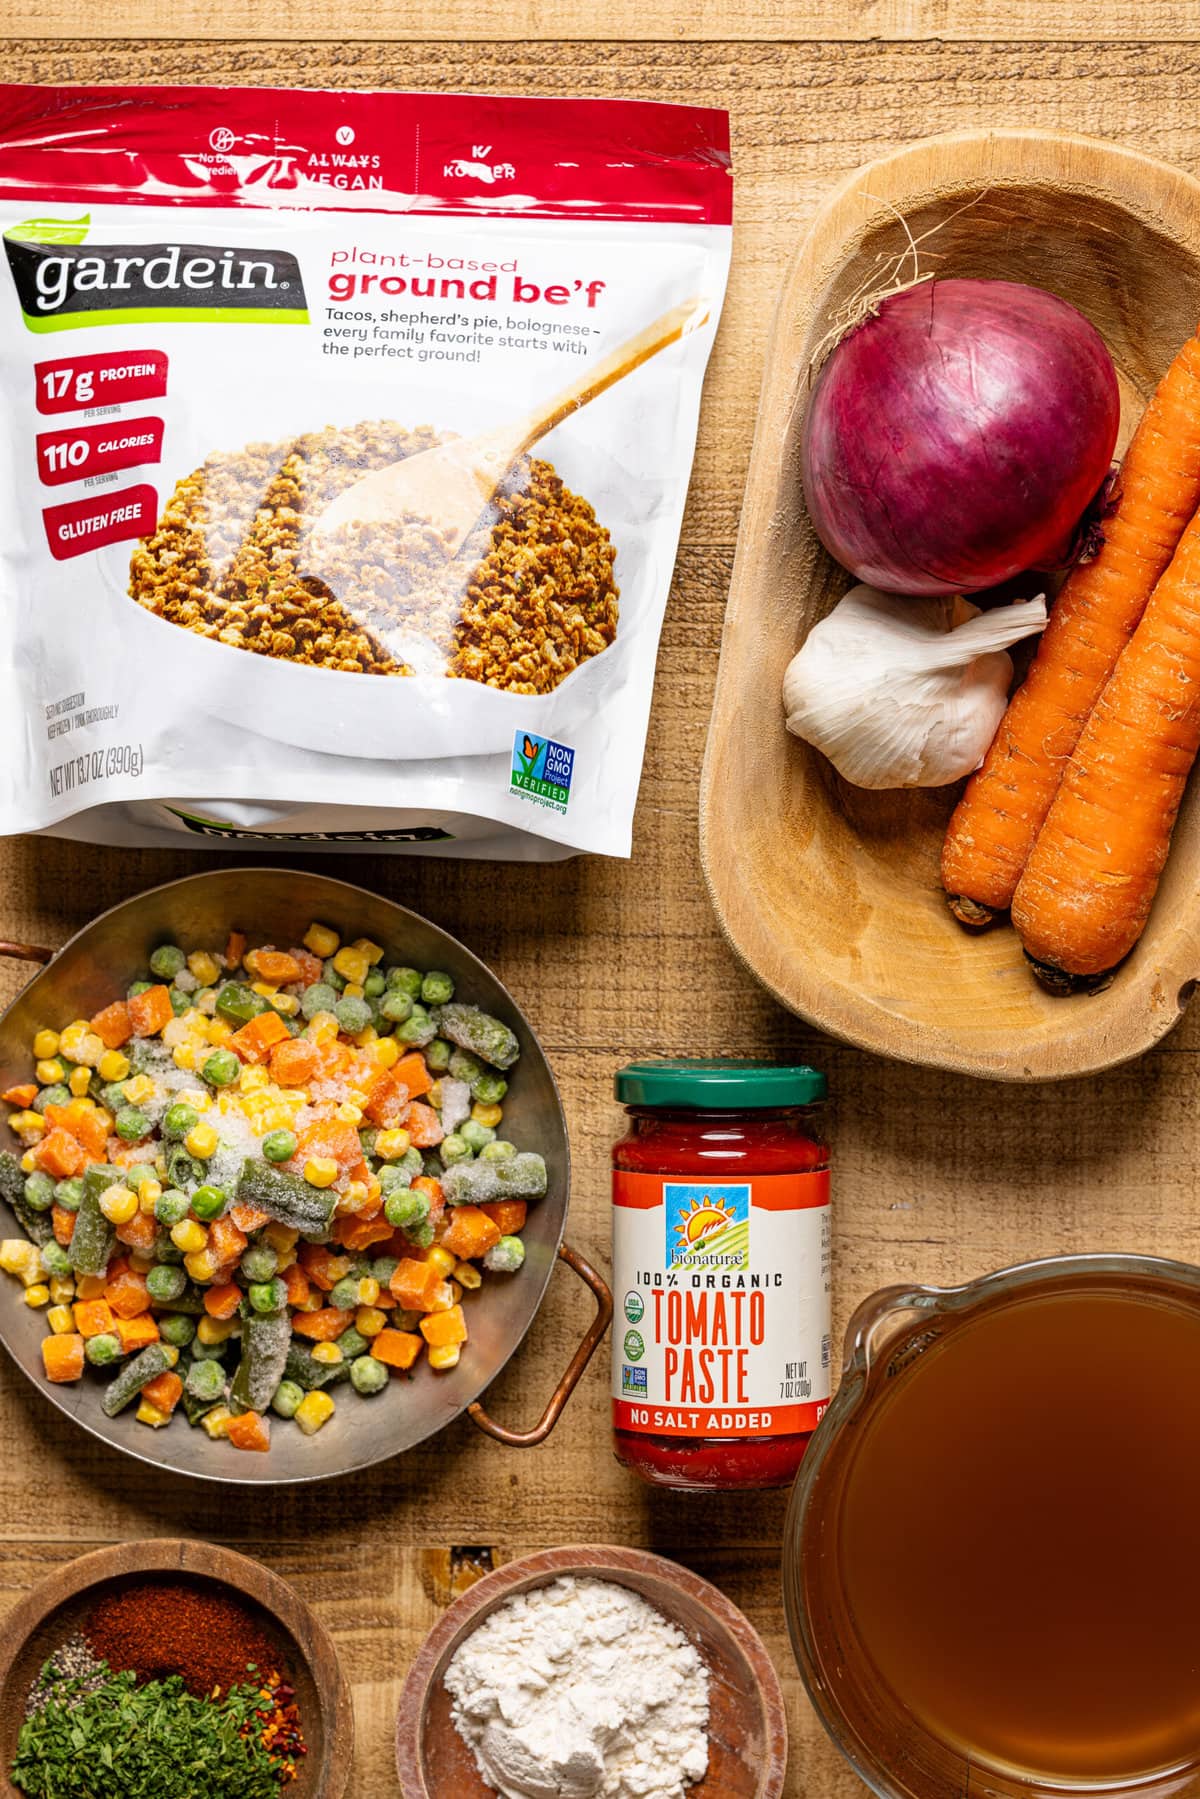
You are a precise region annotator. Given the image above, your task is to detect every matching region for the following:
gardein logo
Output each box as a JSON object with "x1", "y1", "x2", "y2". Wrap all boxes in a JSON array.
[
  {"x1": 510, "y1": 732, "x2": 574, "y2": 813},
  {"x1": 4, "y1": 235, "x2": 309, "y2": 333},
  {"x1": 666, "y1": 1183, "x2": 751, "y2": 1272}
]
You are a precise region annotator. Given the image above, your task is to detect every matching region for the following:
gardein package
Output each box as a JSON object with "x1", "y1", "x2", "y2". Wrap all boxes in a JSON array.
[{"x1": 0, "y1": 85, "x2": 731, "y2": 857}]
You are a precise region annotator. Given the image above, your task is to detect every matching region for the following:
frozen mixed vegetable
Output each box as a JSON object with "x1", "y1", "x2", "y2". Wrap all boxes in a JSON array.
[{"x1": 0, "y1": 923, "x2": 545, "y2": 1454}]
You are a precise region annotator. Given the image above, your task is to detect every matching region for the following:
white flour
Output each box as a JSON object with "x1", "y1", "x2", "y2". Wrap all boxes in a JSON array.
[{"x1": 443, "y1": 1576, "x2": 711, "y2": 1799}]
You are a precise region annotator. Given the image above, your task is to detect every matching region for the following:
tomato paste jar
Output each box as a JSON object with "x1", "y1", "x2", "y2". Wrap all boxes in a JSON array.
[{"x1": 611, "y1": 1059, "x2": 830, "y2": 1491}]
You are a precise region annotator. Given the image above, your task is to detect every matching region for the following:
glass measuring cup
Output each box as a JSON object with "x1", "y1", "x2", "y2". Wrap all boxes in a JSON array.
[{"x1": 783, "y1": 1255, "x2": 1200, "y2": 1799}]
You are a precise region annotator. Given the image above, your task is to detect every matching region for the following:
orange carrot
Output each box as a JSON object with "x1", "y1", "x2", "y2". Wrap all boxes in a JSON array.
[
  {"x1": 1013, "y1": 504, "x2": 1200, "y2": 982},
  {"x1": 127, "y1": 984, "x2": 174, "y2": 1036},
  {"x1": 943, "y1": 325, "x2": 1200, "y2": 920}
]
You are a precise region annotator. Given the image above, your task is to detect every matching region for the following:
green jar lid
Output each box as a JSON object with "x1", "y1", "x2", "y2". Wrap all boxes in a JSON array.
[{"x1": 614, "y1": 1058, "x2": 826, "y2": 1109}]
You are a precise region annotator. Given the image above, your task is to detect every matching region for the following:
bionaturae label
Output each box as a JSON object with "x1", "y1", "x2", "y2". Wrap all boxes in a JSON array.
[{"x1": 611, "y1": 1169, "x2": 832, "y2": 1441}]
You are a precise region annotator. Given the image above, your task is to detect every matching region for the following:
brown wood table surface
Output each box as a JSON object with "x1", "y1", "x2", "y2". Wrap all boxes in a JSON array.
[{"x1": 1, "y1": 7, "x2": 1198, "y2": 1793}]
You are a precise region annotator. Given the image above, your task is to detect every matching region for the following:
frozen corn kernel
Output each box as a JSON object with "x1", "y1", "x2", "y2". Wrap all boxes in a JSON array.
[
  {"x1": 23, "y1": 1284, "x2": 49, "y2": 1308},
  {"x1": 20, "y1": 1151, "x2": 36, "y2": 1173},
  {"x1": 426, "y1": 1246, "x2": 457, "y2": 1280},
  {"x1": 268, "y1": 993, "x2": 300, "y2": 1016},
  {"x1": 294, "y1": 1390, "x2": 336, "y2": 1434},
  {"x1": 303, "y1": 922, "x2": 340, "y2": 957},
  {"x1": 335, "y1": 1101, "x2": 363, "y2": 1125},
  {"x1": 206, "y1": 1017, "x2": 234, "y2": 1047},
  {"x1": 310, "y1": 1341, "x2": 343, "y2": 1365},
  {"x1": 46, "y1": 1304, "x2": 74, "y2": 1334},
  {"x1": 428, "y1": 1343, "x2": 461, "y2": 1371},
  {"x1": 172, "y1": 1044, "x2": 196, "y2": 1071},
  {"x1": 77, "y1": 1034, "x2": 105, "y2": 1068},
  {"x1": 304, "y1": 1156, "x2": 338, "y2": 1189},
  {"x1": 170, "y1": 1218, "x2": 208, "y2": 1255},
  {"x1": 295, "y1": 1292, "x2": 323, "y2": 1314},
  {"x1": 138, "y1": 1179, "x2": 164, "y2": 1215},
  {"x1": 67, "y1": 1066, "x2": 92, "y2": 1098},
  {"x1": 35, "y1": 1058, "x2": 65, "y2": 1086},
  {"x1": 123, "y1": 1075, "x2": 156, "y2": 1106},
  {"x1": 355, "y1": 1305, "x2": 387, "y2": 1338},
  {"x1": 179, "y1": 1088, "x2": 210, "y2": 1113},
  {"x1": 337, "y1": 1182, "x2": 371, "y2": 1217},
  {"x1": 471, "y1": 1102, "x2": 504, "y2": 1129},
  {"x1": 184, "y1": 1122, "x2": 218, "y2": 1159},
  {"x1": 76, "y1": 1274, "x2": 106, "y2": 1301},
  {"x1": 57, "y1": 1021, "x2": 91, "y2": 1060},
  {"x1": 201, "y1": 1404, "x2": 233, "y2": 1439},
  {"x1": 239, "y1": 1064, "x2": 270, "y2": 1094},
  {"x1": 263, "y1": 1221, "x2": 300, "y2": 1254},
  {"x1": 307, "y1": 1011, "x2": 339, "y2": 1045},
  {"x1": 98, "y1": 1185, "x2": 138, "y2": 1226},
  {"x1": 97, "y1": 1050, "x2": 130, "y2": 1083},
  {"x1": 136, "y1": 1399, "x2": 171, "y2": 1428},
  {"x1": 369, "y1": 1036, "x2": 400, "y2": 1070},
  {"x1": 332, "y1": 946, "x2": 370, "y2": 986},
  {"x1": 48, "y1": 1276, "x2": 75, "y2": 1306},
  {"x1": 352, "y1": 937, "x2": 385, "y2": 966},
  {"x1": 196, "y1": 1314, "x2": 238, "y2": 1345},
  {"x1": 184, "y1": 1248, "x2": 221, "y2": 1283},
  {"x1": 250, "y1": 980, "x2": 279, "y2": 998},
  {"x1": 454, "y1": 1261, "x2": 483, "y2": 1291},
  {"x1": 351, "y1": 1026, "x2": 377, "y2": 1049},
  {"x1": 341, "y1": 982, "x2": 365, "y2": 1002},
  {"x1": 32, "y1": 1030, "x2": 60, "y2": 1060},
  {"x1": 9, "y1": 1110, "x2": 46, "y2": 1140},
  {"x1": 188, "y1": 951, "x2": 221, "y2": 986},
  {"x1": 375, "y1": 1129, "x2": 411, "y2": 1162}
]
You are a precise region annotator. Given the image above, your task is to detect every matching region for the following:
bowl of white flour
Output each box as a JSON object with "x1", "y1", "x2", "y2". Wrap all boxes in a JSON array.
[{"x1": 394, "y1": 1545, "x2": 787, "y2": 1799}]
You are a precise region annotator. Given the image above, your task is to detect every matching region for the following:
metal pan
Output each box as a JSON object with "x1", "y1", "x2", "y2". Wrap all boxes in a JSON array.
[{"x1": 0, "y1": 867, "x2": 611, "y2": 1485}]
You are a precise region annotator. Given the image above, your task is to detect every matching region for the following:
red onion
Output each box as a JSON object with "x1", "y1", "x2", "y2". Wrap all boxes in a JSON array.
[{"x1": 800, "y1": 278, "x2": 1120, "y2": 596}]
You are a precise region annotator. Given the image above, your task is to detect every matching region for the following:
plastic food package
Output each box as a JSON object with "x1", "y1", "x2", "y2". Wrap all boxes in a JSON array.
[{"x1": 0, "y1": 84, "x2": 731, "y2": 860}]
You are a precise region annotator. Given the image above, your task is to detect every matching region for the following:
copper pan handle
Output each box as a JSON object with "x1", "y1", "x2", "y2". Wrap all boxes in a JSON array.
[
  {"x1": 468, "y1": 1242, "x2": 613, "y2": 1449},
  {"x1": 0, "y1": 942, "x2": 53, "y2": 969}
]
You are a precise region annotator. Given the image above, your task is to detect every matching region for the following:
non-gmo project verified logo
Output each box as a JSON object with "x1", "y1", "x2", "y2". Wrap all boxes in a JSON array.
[
  {"x1": 622, "y1": 1366, "x2": 648, "y2": 1397},
  {"x1": 510, "y1": 731, "x2": 574, "y2": 813}
]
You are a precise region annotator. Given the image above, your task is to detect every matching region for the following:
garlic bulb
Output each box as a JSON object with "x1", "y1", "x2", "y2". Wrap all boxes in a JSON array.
[{"x1": 782, "y1": 584, "x2": 1048, "y2": 789}]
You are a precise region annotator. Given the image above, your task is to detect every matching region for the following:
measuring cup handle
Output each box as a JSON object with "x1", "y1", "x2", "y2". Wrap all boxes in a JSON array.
[
  {"x1": 468, "y1": 1242, "x2": 613, "y2": 1449},
  {"x1": 842, "y1": 1283, "x2": 937, "y2": 1368}
]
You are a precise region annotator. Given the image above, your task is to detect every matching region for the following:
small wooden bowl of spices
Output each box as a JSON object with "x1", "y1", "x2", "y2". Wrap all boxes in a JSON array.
[
  {"x1": 0, "y1": 1538, "x2": 353, "y2": 1799},
  {"x1": 396, "y1": 1544, "x2": 787, "y2": 1799}
]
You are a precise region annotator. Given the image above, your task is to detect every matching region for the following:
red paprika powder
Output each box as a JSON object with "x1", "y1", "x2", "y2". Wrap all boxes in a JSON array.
[
  {"x1": 612, "y1": 1060, "x2": 830, "y2": 1491},
  {"x1": 85, "y1": 1577, "x2": 281, "y2": 1696}
]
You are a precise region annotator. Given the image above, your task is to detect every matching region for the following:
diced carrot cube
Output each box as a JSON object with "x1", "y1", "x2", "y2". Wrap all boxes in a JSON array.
[
  {"x1": 225, "y1": 930, "x2": 247, "y2": 969},
  {"x1": 46, "y1": 1101, "x2": 108, "y2": 1159},
  {"x1": 370, "y1": 1328, "x2": 422, "y2": 1370},
  {"x1": 333, "y1": 1214, "x2": 394, "y2": 1253},
  {"x1": 294, "y1": 1119, "x2": 361, "y2": 1172},
  {"x1": 298, "y1": 1243, "x2": 351, "y2": 1292},
  {"x1": 280, "y1": 1262, "x2": 311, "y2": 1309},
  {"x1": 393, "y1": 1053, "x2": 433, "y2": 1100},
  {"x1": 141, "y1": 1370, "x2": 183, "y2": 1415},
  {"x1": 480, "y1": 1200, "x2": 527, "y2": 1235},
  {"x1": 420, "y1": 1303, "x2": 468, "y2": 1348},
  {"x1": 290, "y1": 1306, "x2": 353, "y2": 1341},
  {"x1": 90, "y1": 1001, "x2": 133, "y2": 1049},
  {"x1": 404, "y1": 1102, "x2": 444, "y2": 1149},
  {"x1": 73, "y1": 1298, "x2": 114, "y2": 1338},
  {"x1": 204, "y1": 1281, "x2": 243, "y2": 1320},
  {"x1": 127, "y1": 984, "x2": 173, "y2": 1037},
  {"x1": 441, "y1": 1206, "x2": 502, "y2": 1262},
  {"x1": 33, "y1": 1129, "x2": 87, "y2": 1180},
  {"x1": 42, "y1": 1333, "x2": 84, "y2": 1382},
  {"x1": 269, "y1": 1037, "x2": 320, "y2": 1088},
  {"x1": 292, "y1": 949, "x2": 323, "y2": 986},
  {"x1": 115, "y1": 1209, "x2": 158, "y2": 1251},
  {"x1": 208, "y1": 1214, "x2": 248, "y2": 1265},
  {"x1": 226, "y1": 1409, "x2": 270, "y2": 1452},
  {"x1": 389, "y1": 1256, "x2": 442, "y2": 1313},
  {"x1": 104, "y1": 1269, "x2": 151, "y2": 1319},
  {"x1": 229, "y1": 1201, "x2": 271, "y2": 1234},
  {"x1": 114, "y1": 1314, "x2": 160, "y2": 1353},
  {"x1": 2, "y1": 1084, "x2": 37, "y2": 1107},
  {"x1": 51, "y1": 1204, "x2": 76, "y2": 1247},
  {"x1": 229, "y1": 1010, "x2": 290, "y2": 1064},
  {"x1": 247, "y1": 949, "x2": 303, "y2": 985},
  {"x1": 363, "y1": 1070, "x2": 410, "y2": 1128}
]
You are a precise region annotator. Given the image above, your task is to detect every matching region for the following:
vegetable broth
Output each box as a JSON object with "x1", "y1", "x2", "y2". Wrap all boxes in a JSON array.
[{"x1": 837, "y1": 1289, "x2": 1200, "y2": 1784}]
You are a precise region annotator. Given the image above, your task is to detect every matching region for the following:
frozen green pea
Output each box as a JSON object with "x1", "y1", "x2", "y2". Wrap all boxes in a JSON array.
[
  {"x1": 115, "y1": 1106, "x2": 150, "y2": 1143},
  {"x1": 159, "y1": 1312, "x2": 197, "y2": 1348},
  {"x1": 191, "y1": 1337, "x2": 230, "y2": 1362},
  {"x1": 249, "y1": 1277, "x2": 287, "y2": 1315},
  {"x1": 337, "y1": 1325, "x2": 369, "y2": 1360},
  {"x1": 39, "y1": 1241, "x2": 72, "y2": 1279},
  {"x1": 240, "y1": 1243, "x2": 279, "y2": 1282},
  {"x1": 53, "y1": 1176, "x2": 85, "y2": 1213},
  {"x1": 363, "y1": 969, "x2": 386, "y2": 998},
  {"x1": 480, "y1": 1140, "x2": 517, "y2": 1161},
  {"x1": 262, "y1": 1128, "x2": 297, "y2": 1164},
  {"x1": 328, "y1": 1276, "x2": 361, "y2": 1310},
  {"x1": 396, "y1": 1007, "x2": 436, "y2": 1047},
  {"x1": 163, "y1": 1102, "x2": 198, "y2": 1141},
  {"x1": 406, "y1": 1219, "x2": 435, "y2": 1250},
  {"x1": 33, "y1": 1084, "x2": 70, "y2": 1114},
  {"x1": 378, "y1": 989, "x2": 413, "y2": 1024},
  {"x1": 335, "y1": 996, "x2": 371, "y2": 1035},
  {"x1": 124, "y1": 1164, "x2": 157, "y2": 1190},
  {"x1": 149, "y1": 943, "x2": 187, "y2": 979},
  {"x1": 100, "y1": 1082, "x2": 130, "y2": 1114},
  {"x1": 448, "y1": 1048, "x2": 484, "y2": 1086},
  {"x1": 202, "y1": 1048, "x2": 240, "y2": 1088},
  {"x1": 472, "y1": 1071, "x2": 508, "y2": 1105},
  {"x1": 370, "y1": 1256, "x2": 399, "y2": 1286},
  {"x1": 301, "y1": 981, "x2": 338, "y2": 1020},
  {"x1": 383, "y1": 1189, "x2": 429, "y2": 1230},
  {"x1": 351, "y1": 1355, "x2": 389, "y2": 1395},
  {"x1": 271, "y1": 1378, "x2": 304, "y2": 1419},
  {"x1": 441, "y1": 1134, "x2": 473, "y2": 1166},
  {"x1": 423, "y1": 1037, "x2": 452, "y2": 1073},
  {"x1": 127, "y1": 980, "x2": 152, "y2": 1000},
  {"x1": 485, "y1": 1235, "x2": 526, "y2": 1274},
  {"x1": 387, "y1": 965, "x2": 423, "y2": 997},
  {"x1": 460, "y1": 1119, "x2": 496, "y2": 1152},
  {"x1": 23, "y1": 1172, "x2": 55, "y2": 1212},
  {"x1": 155, "y1": 1188, "x2": 192, "y2": 1227},
  {"x1": 168, "y1": 987, "x2": 193, "y2": 1016},
  {"x1": 190, "y1": 1184, "x2": 227, "y2": 1222},
  {"x1": 420, "y1": 970, "x2": 454, "y2": 1006},
  {"x1": 185, "y1": 1358, "x2": 226, "y2": 1402},
  {"x1": 147, "y1": 1263, "x2": 187, "y2": 1303},
  {"x1": 85, "y1": 1333, "x2": 121, "y2": 1367}
]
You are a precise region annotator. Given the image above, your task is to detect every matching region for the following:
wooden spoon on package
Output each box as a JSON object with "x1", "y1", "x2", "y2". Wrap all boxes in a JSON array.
[{"x1": 310, "y1": 297, "x2": 710, "y2": 551}]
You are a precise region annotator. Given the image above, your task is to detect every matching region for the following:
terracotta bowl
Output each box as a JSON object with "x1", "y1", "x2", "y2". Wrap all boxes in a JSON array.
[
  {"x1": 0, "y1": 1538, "x2": 354, "y2": 1798},
  {"x1": 394, "y1": 1544, "x2": 787, "y2": 1798}
]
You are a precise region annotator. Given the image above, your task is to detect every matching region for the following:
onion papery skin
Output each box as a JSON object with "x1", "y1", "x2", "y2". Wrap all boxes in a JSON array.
[{"x1": 800, "y1": 278, "x2": 1121, "y2": 596}]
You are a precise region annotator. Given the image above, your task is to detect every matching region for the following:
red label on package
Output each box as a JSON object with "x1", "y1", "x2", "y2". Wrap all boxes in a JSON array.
[
  {"x1": 43, "y1": 484, "x2": 157, "y2": 560},
  {"x1": 36, "y1": 417, "x2": 164, "y2": 487},
  {"x1": 34, "y1": 349, "x2": 169, "y2": 415}
]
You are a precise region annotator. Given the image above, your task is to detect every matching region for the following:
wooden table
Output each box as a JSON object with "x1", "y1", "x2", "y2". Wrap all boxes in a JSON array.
[{"x1": 2, "y1": 7, "x2": 1199, "y2": 1793}]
